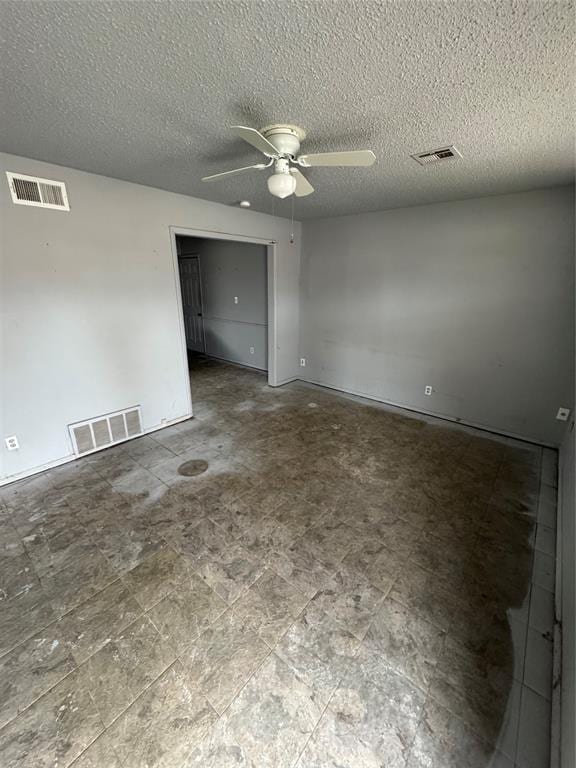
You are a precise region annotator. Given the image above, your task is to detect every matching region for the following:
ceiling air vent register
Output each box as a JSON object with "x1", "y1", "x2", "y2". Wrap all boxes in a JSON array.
[
  {"x1": 69, "y1": 406, "x2": 143, "y2": 456},
  {"x1": 411, "y1": 146, "x2": 462, "y2": 166},
  {"x1": 6, "y1": 171, "x2": 70, "y2": 210}
]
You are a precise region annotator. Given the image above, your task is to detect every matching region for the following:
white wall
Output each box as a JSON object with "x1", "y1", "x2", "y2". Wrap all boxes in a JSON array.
[
  {"x1": 191, "y1": 238, "x2": 268, "y2": 370},
  {"x1": 299, "y1": 186, "x2": 575, "y2": 445},
  {"x1": 0, "y1": 152, "x2": 301, "y2": 483}
]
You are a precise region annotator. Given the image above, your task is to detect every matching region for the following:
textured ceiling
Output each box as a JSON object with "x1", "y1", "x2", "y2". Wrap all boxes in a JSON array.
[{"x1": 0, "y1": 0, "x2": 574, "y2": 219}]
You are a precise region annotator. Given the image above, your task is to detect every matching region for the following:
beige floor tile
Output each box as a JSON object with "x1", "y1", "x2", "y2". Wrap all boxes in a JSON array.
[
  {"x1": 58, "y1": 579, "x2": 143, "y2": 663},
  {"x1": 105, "y1": 662, "x2": 218, "y2": 768},
  {"x1": 82, "y1": 614, "x2": 176, "y2": 726},
  {"x1": 232, "y1": 569, "x2": 308, "y2": 647},
  {"x1": 179, "y1": 609, "x2": 270, "y2": 713},
  {"x1": 0, "y1": 668, "x2": 103, "y2": 768}
]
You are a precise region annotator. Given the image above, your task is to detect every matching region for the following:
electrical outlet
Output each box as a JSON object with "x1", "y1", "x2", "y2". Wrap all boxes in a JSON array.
[
  {"x1": 5, "y1": 435, "x2": 19, "y2": 451},
  {"x1": 424, "y1": 385, "x2": 433, "y2": 396},
  {"x1": 234, "y1": 296, "x2": 239, "y2": 304},
  {"x1": 300, "y1": 358, "x2": 306, "y2": 367},
  {"x1": 249, "y1": 346, "x2": 255, "y2": 355},
  {"x1": 556, "y1": 407, "x2": 571, "y2": 422}
]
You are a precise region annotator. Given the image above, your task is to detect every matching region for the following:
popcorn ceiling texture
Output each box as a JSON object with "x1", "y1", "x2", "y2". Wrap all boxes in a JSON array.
[{"x1": 0, "y1": 0, "x2": 573, "y2": 219}]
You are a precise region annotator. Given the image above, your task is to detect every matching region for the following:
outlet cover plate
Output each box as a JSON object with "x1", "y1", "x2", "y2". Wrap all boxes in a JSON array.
[
  {"x1": 556, "y1": 407, "x2": 571, "y2": 422},
  {"x1": 5, "y1": 435, "x2": 19, "y2": 450}
]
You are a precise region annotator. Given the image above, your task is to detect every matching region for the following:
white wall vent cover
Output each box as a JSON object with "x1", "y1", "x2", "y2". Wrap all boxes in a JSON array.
[
  {"x1": 68, "y1": 406, "x2": 143, "y2": 456},
  {"x1": 6, "y1": 171, "x2": 70, "y2": 210},
  {"x1": 411, "y1": 146, "x2": 462, "y2": 166}
]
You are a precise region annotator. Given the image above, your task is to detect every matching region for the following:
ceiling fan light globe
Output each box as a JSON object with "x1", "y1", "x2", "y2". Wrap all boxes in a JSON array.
[{"x1": 267, "y1": 172, "x2": 296, "y2": 199}]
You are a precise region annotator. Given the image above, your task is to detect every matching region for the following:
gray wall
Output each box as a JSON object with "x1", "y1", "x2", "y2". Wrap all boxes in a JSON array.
[
  {"x1": 0, "y1": 152, "x2": 301, "y2": 483},
  {"x1": 560, "y1": 419, "x2": 575, "y2": 768},
  {"x1": 300, "y1": 186, "x2": 575, "y2": 445},
  {"x1": 193, "y1": 239, "x2": 267, "y2": 370},
  {"x1": 559, "y1": 228, "x2": 575, "y2": 768}
]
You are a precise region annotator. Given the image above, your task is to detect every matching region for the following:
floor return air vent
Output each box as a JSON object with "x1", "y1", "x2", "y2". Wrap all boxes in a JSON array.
[
  {"x1": 68, "y1": 407, "x2": 143, "y2": 456},
  {"x1": 6, "y1": 171, "x2": 70, "y2": 210}
]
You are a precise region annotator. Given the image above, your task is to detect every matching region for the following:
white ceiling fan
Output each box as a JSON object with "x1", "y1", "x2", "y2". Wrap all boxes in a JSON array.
[{"x1": 202, "y1": 124, "x2": 376, "y2": 199}]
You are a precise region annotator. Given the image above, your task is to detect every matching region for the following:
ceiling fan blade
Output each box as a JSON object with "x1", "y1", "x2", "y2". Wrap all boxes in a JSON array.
[
  {"x1": 290, "y1": 168, "x2": 314, "y2": 197},
  {"x1": 201, "y1": 163, "x2": 267, "y2": 182},
  {"x1": 298, "y1": 150, "x2": 376, "y2": 167},
  {"x1": 231, "y1": 125, "x2": 279, "y2": 157}
]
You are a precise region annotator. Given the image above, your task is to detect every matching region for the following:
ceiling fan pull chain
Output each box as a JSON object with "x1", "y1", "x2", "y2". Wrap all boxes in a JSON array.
[{"x1": 290, "y1": 194, "x2": 295, "y2": 244}]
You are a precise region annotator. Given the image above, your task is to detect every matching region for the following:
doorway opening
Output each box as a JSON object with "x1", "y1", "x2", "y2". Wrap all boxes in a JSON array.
[{"x1": 173, "y1": 230, "x2": 275, "y2": 416}]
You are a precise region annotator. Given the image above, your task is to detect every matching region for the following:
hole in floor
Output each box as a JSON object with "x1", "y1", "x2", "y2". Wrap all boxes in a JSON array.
[{"x1": 177, "y1": 459, "x2": 209, "y2": 477}]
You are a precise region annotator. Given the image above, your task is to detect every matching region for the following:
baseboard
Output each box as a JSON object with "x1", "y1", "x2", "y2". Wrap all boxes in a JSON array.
[
  {"x1": 296, "y1": 376, "x2": 554, "y2": 449},
  {"x1": 273, "y1": 376, "x2": 299, "y2": 387},
  {"x1": 0, "y1": 453, "x2": 78, "y2": 488},
  {"x1": 144, "y1": 415, "x2": 192, "y2": 434},
  {"x1": 0, "y1": 414, "x2": 192, "y2": 487},
  {"x1": 201, "y1": 353, "x2": 267, "y2": 374}
]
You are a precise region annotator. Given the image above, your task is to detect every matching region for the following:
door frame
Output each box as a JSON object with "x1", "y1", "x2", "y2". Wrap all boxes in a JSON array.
[
  {"x1": 169, "y1": 226, "x2": 278, "y2": 418},
  {"x1": 178, "y1": 254, "x2": 207, "y2": 354}
]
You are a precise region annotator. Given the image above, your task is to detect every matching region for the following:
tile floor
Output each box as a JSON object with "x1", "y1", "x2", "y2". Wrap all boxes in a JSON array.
[{"x1": 0, "y1": 357, "x2": 557, "y2": 768}]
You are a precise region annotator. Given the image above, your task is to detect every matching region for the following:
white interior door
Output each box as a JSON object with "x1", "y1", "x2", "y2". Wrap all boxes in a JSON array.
[{"x1": 178, "y1": 256, "x2": 205, "y2": 353}]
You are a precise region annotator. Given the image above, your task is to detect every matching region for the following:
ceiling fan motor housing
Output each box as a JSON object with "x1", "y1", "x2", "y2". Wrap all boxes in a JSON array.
[{"x1": 261, "y1": 124, "x2": 306, "y2": 157}]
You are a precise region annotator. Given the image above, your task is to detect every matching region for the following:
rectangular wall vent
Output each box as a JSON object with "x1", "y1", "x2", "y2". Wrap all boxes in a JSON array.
[
  {"x1": 6, "y1": 171, "x2": 70, "y2": 210},
  {"x1": 411, "y1": 146, "x2": 461, "y2": 166},
  {"x1": 68, "y1": 406, "x2": 143, "y2": 456}
]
